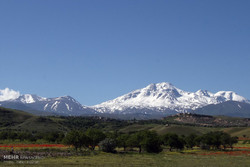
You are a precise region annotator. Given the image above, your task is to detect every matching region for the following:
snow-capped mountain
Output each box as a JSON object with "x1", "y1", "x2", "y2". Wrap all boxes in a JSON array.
[
  {"x1": 0, "y1": 94, "x2": 95, "y2": 116},
  {"x1": 0, "y1": 83, "x2": 249, "y2": 119},
  {"x1": 93, "y1": 82, "x2": 250, "y2": 114}
]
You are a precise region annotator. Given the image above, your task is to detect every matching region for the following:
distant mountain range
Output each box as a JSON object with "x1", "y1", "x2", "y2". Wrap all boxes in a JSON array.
[
  {"x1": 0, "y1": 82, "x2": 250, "y2": 119},
  {"x1": 0, "y1": 94, "x2": 96, "y2": 116}
]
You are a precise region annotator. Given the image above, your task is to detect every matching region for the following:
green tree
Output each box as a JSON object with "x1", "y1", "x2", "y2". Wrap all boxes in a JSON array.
[
  {"x1": 99, "y1": 138, "x2": 117, "y2": 153},
  {"x1": 141, "y1": 131, "x2": 162, "y2": 153},
  {"x1": 8, "y1": 131, "x2": 18, "y2": 141},
  {"x1": 126, "y1": 131, "x2": 144, "y2": 153},
  {"x1": 86, "y1": 128, "x2": 106, "y2": 150},
  {"x1": 17, "y1": 132, "x2": 33, "y2": 142},
  {"x1": 63, "y1": 130, "x2": 90, "y2": 151},
  {"x1": 117, "y1": 134, "x2": 130, "y2": 151},
  {"x1": 198, "y1": 131, "x2": 238, "y2": 150},
  {"x1": 185, "y1": 133, "x2": 198, "y2": 149},
  {"x1": 162, "y1": 133, "x2": 184, "y2": 151},
  {"x1": 127, "y1": 131, "x2": 162, "y2": 153},
  {"x1": 221, "y1": 133, "x2": 238, "y2": 150}
]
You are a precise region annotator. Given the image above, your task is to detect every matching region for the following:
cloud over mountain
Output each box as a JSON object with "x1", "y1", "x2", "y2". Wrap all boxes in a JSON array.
[{"x1": 0, "y1": 88, "x2": 20, "y2": 101}]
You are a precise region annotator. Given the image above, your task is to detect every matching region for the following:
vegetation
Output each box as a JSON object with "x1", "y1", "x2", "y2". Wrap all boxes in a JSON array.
[
  {"x1": 99, "y1": 138, "x2": 117, "y2": 153},
  {"x1": 0, "y1": 107, "x2": 249, "y2": 166},
  {"x1": 62, "y1": 130, "x2": 89, "y2": 151}
]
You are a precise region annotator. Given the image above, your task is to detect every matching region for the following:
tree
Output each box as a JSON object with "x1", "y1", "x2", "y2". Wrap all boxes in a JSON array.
[
  {"x1": 8, "y1": 131, "x2": 18, "y2": 141},
  {"x1": 198, "y1": 131, "x2": 238, "y2": 150},
  {"x1": 63, "y1": 130, "x2": 90, "y2": 151},
  {"x1": 99, "y1": 138, "x2": 117, "y2": 153},
  {"x1": 127, "y1": 131, "x2": 162, "y2": 153},
  {"x1": 126, "y1": 131, "x2": 144, "y2": 153},
  {"x1": 86, "y1": 128, "x2": 106, "y2": 150},
  {"x1": 0, "y1": 131, "x2": 8, "y2": 140},
  {"x1": 185, "y1": 133, "x2": 198, "y2": 149},
  {"x1": 140, "y1": 131, "x2": 162, "y2": 153},
  {"x1": 228, "y1": 136, "x2": 238, "y2": 149},
  {"x1": 221, "y1": 133, "x2": 238, "y2": 150},
  {"x1": 117, "y1": 134, "x2": 130, "y2": 151},
  {"x1": 17, "y1": 132, "x2": 33, "y2": 142},
  {"x1": 162, "y1": 133, "x2": 184, "y2": 151}
]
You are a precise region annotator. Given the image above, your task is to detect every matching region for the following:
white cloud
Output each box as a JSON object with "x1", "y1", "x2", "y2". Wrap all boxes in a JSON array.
[{"x1": 0, "y1": 88, "x2": 20, "y2": 101}]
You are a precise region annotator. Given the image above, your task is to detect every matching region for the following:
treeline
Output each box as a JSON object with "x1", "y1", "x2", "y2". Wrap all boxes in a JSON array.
[
  {"x1": 0, "y1": 131, "x2": 65, "y2": 143},
  {"x1": 63, "y1": 130, "x2": 238, "y2": 153},
  {"x1": 0, "y1": 130, "x2": 238, "y2": 153}
]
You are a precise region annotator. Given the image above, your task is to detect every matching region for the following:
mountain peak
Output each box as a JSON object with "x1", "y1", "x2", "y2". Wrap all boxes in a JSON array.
[
  {"x1": 196, "y1": 90, "x2": 212, "y2": 97},
  {"x1": 155, "y1": 82, "x2": 175, "y2": 89},
  {"x1": 93, "y1": 82, "x2": 250, "y2": 114},
  {"x1": 144, "y1": 82, "x2": 176, "y2": 92},
  {"x1": 17, "y1": 94, "x2": 47, "y2": 103},
  {"x1": 215, "y1": 91, "x2": 248, "y2": 103}
]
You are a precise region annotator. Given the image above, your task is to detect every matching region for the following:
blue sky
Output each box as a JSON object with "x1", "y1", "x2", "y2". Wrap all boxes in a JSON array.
[{"x1": 0, "y1": 0, "x2": 250, "y2": 105}]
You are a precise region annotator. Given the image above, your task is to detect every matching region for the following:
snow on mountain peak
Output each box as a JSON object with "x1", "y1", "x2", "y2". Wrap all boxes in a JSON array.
[
  {"x1": 93, "y1": 82, "x2": 250, "y2": 113},
  {"x1": 195, "y1": 90, "x2": 213, "y2": 97},
  {"x1": 214, "y1": 91, "x2": 248, "y2": 102},
  {"x1": 21, "y1": 94, "x2": 35, "y2": 103},
  {"x1": 18, "y1": 94, "x2": 47, "y2": 103}
]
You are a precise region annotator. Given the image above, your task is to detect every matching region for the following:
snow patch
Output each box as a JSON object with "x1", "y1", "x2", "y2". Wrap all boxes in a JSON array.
[
  {"x1": 238, "y1": 104, "x2": 242, "y2": 109},
  {"x1": 51, "y1": 101, "x2": 60, "y2": 110},
  {"x1": 65, "y1": 103, "x2": 72, "y2": 111},
  {"x1": 44, "y1": 103, "x2": 49, "y2": 110}
]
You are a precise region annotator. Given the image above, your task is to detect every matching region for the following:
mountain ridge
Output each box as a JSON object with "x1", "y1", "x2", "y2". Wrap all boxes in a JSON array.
[
  {"x1": 92, "y1": 82, "x2": 249, "y2": 114},
  {"x1": 0, "y1": 82, "x2": 249, "y2": 118},
  {"x1": 0, "y1": 94, "x2": 96, "y2": 116}
]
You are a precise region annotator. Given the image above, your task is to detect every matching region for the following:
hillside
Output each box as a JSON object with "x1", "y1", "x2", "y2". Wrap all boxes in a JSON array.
[
  {"x1": 0, "y1": 107, "x2": 33, "y2": 127},
  {"x1": 192, "y1": 101, "x2": 250, "y2": 117},
  {"x1": 0, "y1": 107, "x2": 66, "y2": 133},
  {"x1": 163, "y1": 113, "x2": 250, "y2": 127},
  {"x1": 1, "y1": 107, "x2": 250, "y2": 138}
]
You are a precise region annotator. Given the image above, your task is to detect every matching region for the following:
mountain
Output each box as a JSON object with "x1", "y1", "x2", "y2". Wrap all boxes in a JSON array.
[
  {"x1": 192, "y1": 101, "x2": 250, "y2": 118},
  {"x1": 92, "y1": 82, "x2": 250, "y2": 117},
  {"x1": 0, "y1": 82, "x2": 249, "y2": 118},
  {"x1": 0, "y1": 94, "x2": 96, "y2": 116}
]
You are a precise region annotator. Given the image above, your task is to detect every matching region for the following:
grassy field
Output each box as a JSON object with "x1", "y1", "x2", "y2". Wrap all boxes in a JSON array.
[
  {"x1": 119, "y1": 123, "x2": 250, "y2": 137},
  {"x1": 0, "y1": 142, "x2": 250, "y2": 167},
  {"x1": 1, "y1": 151, "x2": 250, "y2": 167}
]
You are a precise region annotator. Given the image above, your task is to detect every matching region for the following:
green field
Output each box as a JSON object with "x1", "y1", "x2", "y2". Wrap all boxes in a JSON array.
[
  {"x1": 1, "y1": 142, "x2": 250, "y2": 167},
  {"x1": 1, "y1": 151, "x2": 250, "y2": 167}
]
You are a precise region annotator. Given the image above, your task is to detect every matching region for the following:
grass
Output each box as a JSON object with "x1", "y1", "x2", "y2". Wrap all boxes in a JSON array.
[
  {"x1": 1, "y1": 142, "x2": 250, "y2": 167},
  {"x1": 1, "y1": 151, "x2": 250, "y2": 167},
  {"x1": 119, "y1": 124, "x2": 158, "y2": 133},
  {"x1": 223, "y1": 127, "x2": 250, "y2": 138},
  {"x1": 120, "y1": 123, "x2": 250, "y2": 137},
  {"x1": 12, "y1": 117, "x2": 68, "y2": 133}
]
